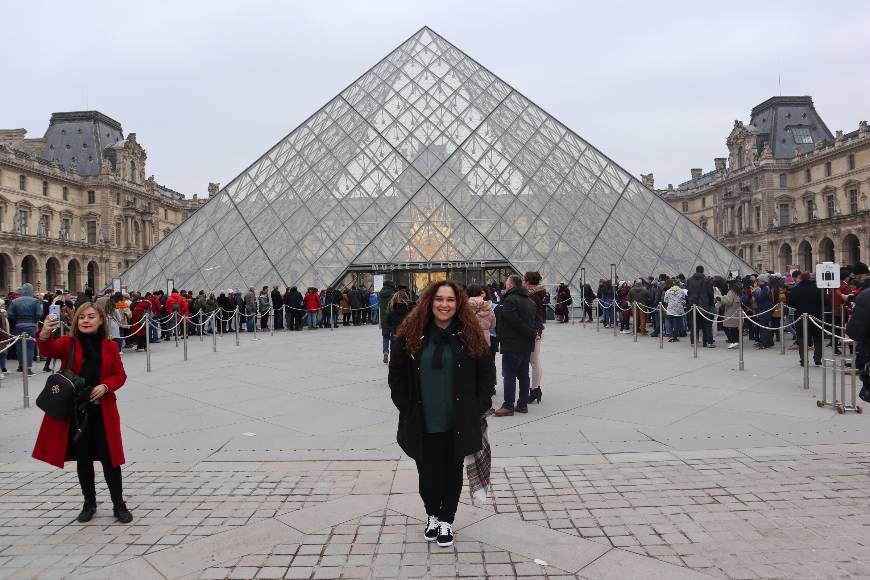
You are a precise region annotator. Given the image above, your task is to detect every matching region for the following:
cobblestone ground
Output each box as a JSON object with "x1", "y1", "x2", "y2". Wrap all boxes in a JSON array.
[{"x1": 2, "y1": 444, "x2": 870, "y2": 579}]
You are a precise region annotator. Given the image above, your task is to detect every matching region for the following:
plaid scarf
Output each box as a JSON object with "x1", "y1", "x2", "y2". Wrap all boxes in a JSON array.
[{"x1": 465, "y1": 408, "x2": 494, "y2": 502}]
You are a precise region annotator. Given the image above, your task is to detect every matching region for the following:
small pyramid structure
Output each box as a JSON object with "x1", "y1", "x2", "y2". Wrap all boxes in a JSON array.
[{"x1": 121, "y1": 27, "x2": 750, "y2": 293}]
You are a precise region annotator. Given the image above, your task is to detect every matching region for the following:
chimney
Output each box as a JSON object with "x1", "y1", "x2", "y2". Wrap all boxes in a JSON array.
[
  {"x1": 714, "y1": 158, "x2": 726, "y2": 172},
  {"x1": 640, "y1": 173, "x2": 654, "y2": 189},
  {"x1": 691, "y1": 168, "x2": 703, "y2": 181}
]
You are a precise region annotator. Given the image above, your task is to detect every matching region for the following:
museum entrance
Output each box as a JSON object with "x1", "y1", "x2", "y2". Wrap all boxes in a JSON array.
[{"x1": 336, "y1": 261, "x2": 516, "y2": 297}]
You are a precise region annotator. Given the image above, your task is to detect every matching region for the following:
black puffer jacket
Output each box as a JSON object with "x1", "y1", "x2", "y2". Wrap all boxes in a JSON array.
[
  {"x1": 388, "y1": 332, "x2": 496, "y2": 461},
  {"x1": 788, "y1": 280, "x2": 823, "y2": 318},
  {"x1": 686, "y1": 273, "x2": 714, "y2": 309},
  {"x1": 496, "y1": 286, "x2": 537, "y2": 353},
  {"x1": 847, "y1": 289, "x2": 870, "y2": 345}
]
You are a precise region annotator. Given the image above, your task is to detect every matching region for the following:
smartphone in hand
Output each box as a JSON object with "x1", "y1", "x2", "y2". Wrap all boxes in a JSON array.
[{"x1": 49, "y1": 304, "x2": 61, "y2": 320}]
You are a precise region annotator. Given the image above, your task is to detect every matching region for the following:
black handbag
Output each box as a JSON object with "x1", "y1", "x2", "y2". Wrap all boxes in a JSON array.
[{"x1": 36, "y1": 342, "x2": 86, "y2": 420}]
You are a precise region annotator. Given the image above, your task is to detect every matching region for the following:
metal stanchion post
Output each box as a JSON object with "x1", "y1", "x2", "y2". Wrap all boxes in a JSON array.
[
  {"x1": 145, "y1": 313, "x2": 151, "y2": 372},
  {"x1": 802, "y1": 314, "x2": 810, "y2": 390},
  {"x1": 659, "y1": 304, "x2": 664, "y2": 350},
  {"x1": 738, "y1": 308, "x2": 744, "y2": 371},
  {"x1": 632, "y1": 302, "x2": 638, "y2": 342},
  {"x1": 611, "y1": 264, "x2": 617, "y2": 337},
  {"x1": 199, "y1": 311, "x2": 204, "y2": 342},
  {"x1": 580, "y1": 268, "x2": 586, "y2": 328},
  {"x1": 183, "y1": 316, "x2": 188, "y2": 361},
  {"x1": 212, "y1": 314, "x2": 217, "y2": 353},
  {"x1": 22, "y1": 334, "x2": 30, "y2": 408},
  {"x1": 840, "y1": 304, "x2": 847, "y2": 371},
  {"x1": 252, "y1": 308, "x2": 259, "y2": 341},
  {"x1": 174, "y1": 312, "x2": 179, "y2": 347},
  {"x1": 269, "y1": 305, "x2": 274, "y2": 336},
  {"x1": 234, "y1": 308, "x2": 240, "y2": 346},
  {"x1": 692, "y1": 306, "x2": 698, "y2": 359}
]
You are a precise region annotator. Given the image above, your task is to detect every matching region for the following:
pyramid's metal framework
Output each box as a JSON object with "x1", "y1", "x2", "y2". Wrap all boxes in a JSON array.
[{"x1": 120, "y1": 27, "x2": 751, "y2": 293}]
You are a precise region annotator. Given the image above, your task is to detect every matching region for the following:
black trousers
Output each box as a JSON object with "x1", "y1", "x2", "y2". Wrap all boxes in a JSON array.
[
  {"x1": 723, "y1": 326, "x2": 739, "y2": 344},
  {"x1": 797, "y1": 324, "x2": 823, "y2": 365},
  {"x1": 416, "y1": 432, "x2": 464, "y2": 524},
  {"x1": 73, "y1": 407, "x2": 123, "y2": 504}
]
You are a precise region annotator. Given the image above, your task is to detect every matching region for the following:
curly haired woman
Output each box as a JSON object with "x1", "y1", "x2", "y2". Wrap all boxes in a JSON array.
[{"x1": 388, "y1": 280, "x2": 496, "y2": 548}]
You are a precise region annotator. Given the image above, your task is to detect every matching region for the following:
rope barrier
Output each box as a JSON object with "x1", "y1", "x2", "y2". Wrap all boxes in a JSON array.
[
  {"x1": 808, "y1": 315, "x2": 853, "y2": 343},
  {"x1": 0, "y1": 335, "x2": 21, "y2": 356}
]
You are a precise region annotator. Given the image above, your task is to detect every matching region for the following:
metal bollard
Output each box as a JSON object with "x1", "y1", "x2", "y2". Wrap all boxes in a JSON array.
[
  {"x1": 183, "y1": 316, "x2": 188, "y2": 361},
  {"x1": 174, "y1": 313, "x2": 179, "y2": 347},
  {"x1": 612, "y1": 298, "x2": 617, "y2": 337},
  {"x1": 802, "y1": 314, "x2": 809, "y2": 390},
  {"x1": 692, "y1": 307, "x2": 698, "y2": 359},
  {"x1": 738, "y1": 308, "x2": 744, "y2": 371},
  {"x1": 212, "y1": 315, "x2": 217, "y2": 353},
  {"x1": 632, "y1": 302, "x2": 638, "y2": 342},
  {"x1": 659, "y1": 305, "x2": 664, "y2": 350},
  {"x1": 199, "y1": 311, "x2": 204, "y2": 342},
  {"x1": 234, "y1": 308, "x2": 240, "y2": 346},
  {"x1": 22, "y1": 334, "x2": 30, "y2": 408},
  {"x1": 145, "y1": 314, "x2": 152, "y2": 372},
  {"x1": 269, "y1": 307, "x2": 274, "y2": 336}
]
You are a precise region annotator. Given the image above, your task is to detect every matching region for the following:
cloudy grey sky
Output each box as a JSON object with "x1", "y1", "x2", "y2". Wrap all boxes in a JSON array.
[{"x1": 3, "y1": 1, "x2": 868, "y2": 197}]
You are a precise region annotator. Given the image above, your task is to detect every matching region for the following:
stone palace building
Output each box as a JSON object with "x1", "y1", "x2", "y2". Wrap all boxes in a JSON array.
[
  {"x1": 0, "y1": 111, "x2": 204, "y2": 294},
  {"x1": 656, "y1": 96, "x2": 869, "y2": 274}
]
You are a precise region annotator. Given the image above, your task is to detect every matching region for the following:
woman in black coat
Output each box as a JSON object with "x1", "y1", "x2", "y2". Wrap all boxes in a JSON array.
[{"x1": 388, "y1": 280, "x2": 495, "y2": 548}]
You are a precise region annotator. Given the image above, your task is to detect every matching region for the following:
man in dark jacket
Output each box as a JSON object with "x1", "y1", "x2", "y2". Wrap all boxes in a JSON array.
[
  {"x1": 789, "y1": 271, "x2": 823, "y2": 366},
  {"x1": 686, "y1": 265, "x2": 715, "y2": 347},
  {"x1": 494, "y1": 275, "x2": 537, "y2": 416},
  {"x1": 271, "y1": 286, "x2": 284, "y2": 330},
  {"x1": 847, "y1": 270, "x2": 870, "y2": 393},
  {"x1": 284, "y1": 287, "x2": 304, "y2": 331},
  {"x1": 349, "y1": 286, "x2": 365, "y2": 326}
]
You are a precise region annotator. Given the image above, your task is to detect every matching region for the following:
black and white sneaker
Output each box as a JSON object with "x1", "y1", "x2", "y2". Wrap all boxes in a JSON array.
[
  {"x1": 436, "y1": 521, "x2": 454, "y2": 547},
  {"x1": 424, "y1": 515, "x2": 439, "y2": 541}
]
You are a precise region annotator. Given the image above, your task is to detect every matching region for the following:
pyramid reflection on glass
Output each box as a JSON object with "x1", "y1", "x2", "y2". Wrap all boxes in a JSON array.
[{"x1": 121, "y1": 27, "x2": 750, "y2": 294}]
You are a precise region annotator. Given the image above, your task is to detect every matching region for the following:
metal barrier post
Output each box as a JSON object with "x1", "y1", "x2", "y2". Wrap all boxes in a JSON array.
[
  {"x1": 199, "y1": 311, "x2": 204, "y2": 342},
  {"x1": 692, "y1": 306, "x2": 698, "y2": 359},
  {"x1": 612, "y1": 299, "x2": 617, "y2": 337},
  {"x1": 234, "y1": 308, "x2": 240, "y2": 346},
  {"x1": 21, "y1": 333, "x2": 30, "y2": 408},
  {"x1": 580, "y1": 268, "x2": 586, "y2": 328},
  {"x1": 632, "y1": 302, "x2": 638, "y2": 342},
  {"x1": 174, "y1": 312, "x2": 179, "y2": 347},
  {"x1": 659, "y1": 304, "x2": 664, "y2": 350},
  {"x1": 802, "y1": 314, "x2": 809, "y2": 390},
  {"x1": 212, "y1": 314, "x2": 217, "y2": 353},
  {"x1": 145, "y1": 313, "x2": 152, "y2": 372},
  {"x1": 269, "y1": 306, "x2": 274, "y2": 336},
  {"x1": 183, "y1": 315, "x2": 188, "y2": 361},
  {"x1": 738, "y1": 308, "x2": 744, "y2": 371}
]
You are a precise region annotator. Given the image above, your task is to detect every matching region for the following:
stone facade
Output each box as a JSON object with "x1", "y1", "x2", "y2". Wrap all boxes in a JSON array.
[
  {"x1": 0, "y1": 111, "x2": 204, "y2": 293},
  {"x1": 657, "y1": 96, "x2": 870, "y2": 274}
]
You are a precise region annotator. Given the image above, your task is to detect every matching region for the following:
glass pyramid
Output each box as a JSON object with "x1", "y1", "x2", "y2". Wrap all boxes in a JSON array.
[{"x1": 121, "y1": 27, "x2": 750, "y2": 294}]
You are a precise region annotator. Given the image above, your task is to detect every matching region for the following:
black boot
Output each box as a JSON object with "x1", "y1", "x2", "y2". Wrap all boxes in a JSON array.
[
  {"x1": 77, "y1": 500, "x2": 97, "y2": 523},
  {"x1": 530, "y1": 386, "x2": 542, "y2": 404},
  {"x1": 113, "y1": 501, "x2": 133, "y2": 524}
]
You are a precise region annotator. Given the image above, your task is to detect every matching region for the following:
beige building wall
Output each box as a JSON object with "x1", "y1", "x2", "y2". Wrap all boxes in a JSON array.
[
  {"x1": 0, "y1": 114, "x2": 204, "y2": 293},
  {"x1": 660, "y1": 110, "x2": 870, "y2": 274}
]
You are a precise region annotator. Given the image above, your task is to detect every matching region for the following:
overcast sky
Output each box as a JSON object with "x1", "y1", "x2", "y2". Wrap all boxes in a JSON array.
[{"x1": 3, "y1": 1, "x2": 868, "y2": 198}]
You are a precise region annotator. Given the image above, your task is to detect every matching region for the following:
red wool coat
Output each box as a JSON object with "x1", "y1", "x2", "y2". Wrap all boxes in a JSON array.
[{"x1": 32, "y1": 335, "x2": 127, "y2": 468}]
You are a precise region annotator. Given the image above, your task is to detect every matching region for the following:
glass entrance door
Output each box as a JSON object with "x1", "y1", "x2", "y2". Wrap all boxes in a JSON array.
[{"x1": 412, "y1": 271, "x2": 447, "y2": 295}]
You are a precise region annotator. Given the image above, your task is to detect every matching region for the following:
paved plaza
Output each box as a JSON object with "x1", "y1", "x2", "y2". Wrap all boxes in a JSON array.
[{"x1": 2, "y1": 322, "x2": 870, "y2": 579}]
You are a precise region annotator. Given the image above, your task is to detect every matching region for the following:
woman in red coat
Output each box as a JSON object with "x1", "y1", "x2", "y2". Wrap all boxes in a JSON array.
[
  {"x1": 130, "y1": 296, "x2": 150, "y2": 351},
  {"x1": 33, "y1": 303, "x2": 132, "y2": 524}
]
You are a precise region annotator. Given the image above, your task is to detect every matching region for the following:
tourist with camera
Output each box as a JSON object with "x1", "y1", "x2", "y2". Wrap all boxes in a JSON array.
[{"x1": 32, "y1": 303, "x2": 132, "y2": 524}]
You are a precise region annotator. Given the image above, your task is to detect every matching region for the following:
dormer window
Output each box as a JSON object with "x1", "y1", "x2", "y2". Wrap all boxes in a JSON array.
[{"x1": 792, "y1": 127, "x2": 813, "y2": 144}]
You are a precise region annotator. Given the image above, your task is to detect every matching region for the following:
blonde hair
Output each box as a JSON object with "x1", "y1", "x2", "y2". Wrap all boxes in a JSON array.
[{"x1": 69, "y1": 303, "x2": 111, "y2": 338}]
